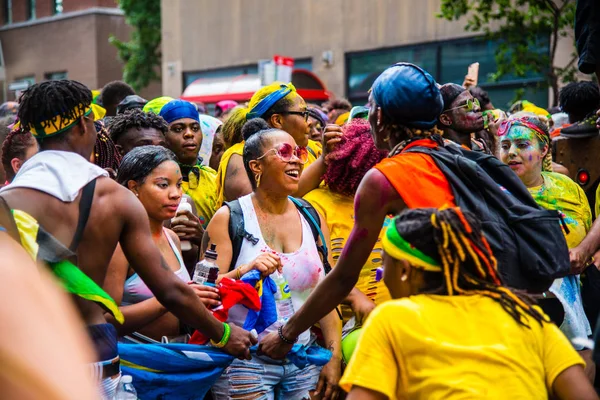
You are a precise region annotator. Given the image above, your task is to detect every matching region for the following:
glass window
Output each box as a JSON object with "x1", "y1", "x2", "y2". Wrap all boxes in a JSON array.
[
  {"x1": 347, "y1": 46, "x2": 438, "y2": 104},
  {"x1": 4, "y1": 0, "x2": 12, "y2": 24},
  {"x1": 53, "y1": 0, "x2": 63, "y2": 15},
  {"x1": 27, "y1": 0, "x2": 35, "y2": 20},
  {"x1": 346, "y1": 36, "x2": 550, "y2": 108},
  {"x1": 45, "y1": 71, "x2": 68, "y2": 81}
]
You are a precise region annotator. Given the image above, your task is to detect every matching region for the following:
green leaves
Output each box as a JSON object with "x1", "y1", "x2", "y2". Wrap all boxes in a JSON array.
[
  {"x1": 438, "y1": 0, "x2": 576, "y2": 105},
  {"x1": 111, "y1": 0, "x2": 161, "y2": 92}
]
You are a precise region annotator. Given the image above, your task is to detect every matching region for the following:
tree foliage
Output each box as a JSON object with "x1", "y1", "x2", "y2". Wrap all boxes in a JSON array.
[
  {"x1": 439, "y1": 0, "x2": 576, "y2": 106},
  {"x1": 110, "y1": 0, "x2": 161, "y2": 92}
]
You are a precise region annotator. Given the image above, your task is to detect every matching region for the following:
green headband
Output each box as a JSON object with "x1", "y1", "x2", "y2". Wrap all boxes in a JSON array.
[{"x1": 382, "y1": 218, "x2": 442, "y2": 272}]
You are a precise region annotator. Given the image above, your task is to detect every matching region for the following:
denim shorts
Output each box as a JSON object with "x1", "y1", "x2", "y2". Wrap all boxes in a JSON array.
[{"x1": 211, "y1": 355, "x2": 322, "y2": 400}]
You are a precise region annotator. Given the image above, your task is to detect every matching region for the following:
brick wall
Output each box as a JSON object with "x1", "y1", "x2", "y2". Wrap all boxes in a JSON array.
[{"x1": 62, "y1": 0, "x2": 118, "y2": 13}]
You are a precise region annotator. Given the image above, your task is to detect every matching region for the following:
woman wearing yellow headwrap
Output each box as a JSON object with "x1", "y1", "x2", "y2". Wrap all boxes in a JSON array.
[{"x1": 216, "y1": 82, "x2": 342, "y2": 206}]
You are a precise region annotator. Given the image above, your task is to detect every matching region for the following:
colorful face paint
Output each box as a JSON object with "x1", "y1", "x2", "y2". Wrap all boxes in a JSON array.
[{"x1": 499, "y1": 126, "x2": 546, "y2": 185}]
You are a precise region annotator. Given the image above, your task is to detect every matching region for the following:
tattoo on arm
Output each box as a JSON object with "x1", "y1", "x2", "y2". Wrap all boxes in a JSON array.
[
  {"x1": 328, "y1": 340, "x2": 335, "y2": 352},
  {"x1": 229, "y1": 165, "x2": 239, "y2": 178},
  {"x1": 201, "y1": 231, "x2": 211, "y2": 255}
]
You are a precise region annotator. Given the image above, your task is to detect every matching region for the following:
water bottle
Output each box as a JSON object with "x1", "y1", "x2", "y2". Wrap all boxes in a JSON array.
[
  {"x1": 171, "y1": 198, "x2": 193, "y2": 251},
  {"x1": 192, "y1": 244, "x2": 219, "y2": 287},
  {"x1": 114, "y1": 375, "x2": 137, "y2": 400},
  {"x1": 272, "y1": 271, "x2": 294, "y2": 321}
]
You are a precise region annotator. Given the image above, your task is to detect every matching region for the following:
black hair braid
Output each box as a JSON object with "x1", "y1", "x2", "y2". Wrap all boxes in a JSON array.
[{"x1": 93, "y1": 121, "x2": 122, "y2": 178}]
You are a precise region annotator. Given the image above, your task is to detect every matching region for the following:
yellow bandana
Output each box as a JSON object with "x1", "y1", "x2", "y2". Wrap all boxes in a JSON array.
[{"x1": 25, "y1": 103, "x2": 105, "y2": 139}]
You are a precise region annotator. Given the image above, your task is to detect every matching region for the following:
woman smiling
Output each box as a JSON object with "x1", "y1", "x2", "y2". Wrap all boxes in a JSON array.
[{"x1": 498, "y1": 114, "x2": 594, "y2": 380}]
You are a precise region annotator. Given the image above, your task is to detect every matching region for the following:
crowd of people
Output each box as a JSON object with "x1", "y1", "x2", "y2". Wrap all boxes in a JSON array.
[{"x1": 1, "y1": 16, "x2": 600, "y2": 400}]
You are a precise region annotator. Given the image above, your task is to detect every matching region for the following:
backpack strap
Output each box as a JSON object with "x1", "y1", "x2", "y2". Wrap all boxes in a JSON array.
[
  {"x1": 288, "y1": 196, "x2": 332, "y2": 274},
  {"x1": 224, "y1": 199, "x2": 259, "y2": 272},
  {"x1": 69, "y1": 179, "x2": 97, "y2": 252}
]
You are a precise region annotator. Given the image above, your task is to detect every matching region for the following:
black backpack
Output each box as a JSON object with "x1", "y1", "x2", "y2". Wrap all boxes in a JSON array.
[
  {"x1": 225, "y1": 196, "x2": 332, "y2": 274},
  {"x1": 405, "y1": 140, "x2": 570, "y2": 293}
]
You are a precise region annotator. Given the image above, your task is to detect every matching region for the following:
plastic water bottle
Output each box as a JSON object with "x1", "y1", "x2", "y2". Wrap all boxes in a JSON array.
[
  {"x1": 172, "y1": 198, "x2": 193, "y2": 251},
  {"x1": 114, "y1": 375, "x2": 137, "y2": 400},
  {"x1": 272, "y1": 271, "x2": 294, "y2": 321},
  {"x1": 192, "y1": 244, "x2": 219, "y2": 287}
]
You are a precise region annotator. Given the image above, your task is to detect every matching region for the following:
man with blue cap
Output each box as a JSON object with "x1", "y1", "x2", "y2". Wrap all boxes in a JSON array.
[
  {"x1": 160, "y1": 99, "x2": 218, "y2": 244},
  {"x1": 261, "y1": 62, "x2": 549, "y2": 364}
]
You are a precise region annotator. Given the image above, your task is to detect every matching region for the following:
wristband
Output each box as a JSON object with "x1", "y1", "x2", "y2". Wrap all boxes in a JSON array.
[
  {"x1": 278, "y1": 325, "x2": 298, "y2": 345},
  {"x1": 210, "y1": 323, "x2": 231, "y2": 348}
]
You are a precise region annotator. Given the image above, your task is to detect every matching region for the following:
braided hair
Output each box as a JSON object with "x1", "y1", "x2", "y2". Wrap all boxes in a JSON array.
[
  {"x1": 17, "y1": 80, "x2": 92, "y2": 148},
  {"x1": 93, "y1": 120, "x2": 122, "y2": 179},
  {"x1": 394, "y1": 207, "x2": 549, "y2": 328},
  {"x1": 1, "y1": 127, "x2": 36, "y2": 182},
  {"x1": 107, "y1": 109, "x2": 168, "y2": 145},
  {"x1": 323, "y1": 119, "x2": 388, "y2": 196}
]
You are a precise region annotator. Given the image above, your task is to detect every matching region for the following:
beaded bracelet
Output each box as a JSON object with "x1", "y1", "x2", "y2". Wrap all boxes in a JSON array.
[
  {"x1": 278, "y1": 325, "x2": 298, "y2": 345},
  {"x1": 211, "y1": 323, "x2": 231, "y2": 348}
]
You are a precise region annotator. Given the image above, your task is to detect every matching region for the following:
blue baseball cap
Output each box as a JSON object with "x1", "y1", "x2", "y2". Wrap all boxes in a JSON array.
[{"x1": 372, "y1": 63, "x2": 443, "y2": 129}]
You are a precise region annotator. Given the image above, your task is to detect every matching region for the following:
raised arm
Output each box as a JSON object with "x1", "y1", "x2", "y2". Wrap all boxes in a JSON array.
[
  {"x1": 118, "y1": 189, "x2": 256, "y2": 357},
  {"x1": 259, "y1": 169, "x2": 405, "y2": 358}
]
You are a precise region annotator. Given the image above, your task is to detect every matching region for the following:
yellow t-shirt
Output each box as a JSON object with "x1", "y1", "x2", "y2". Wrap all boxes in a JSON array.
[
  {"x1": 340, "y1": 295, "x2": 583, "y2": 400},
  {"x1": 595, "y1": 184, "x2": 600, "y2": 219},
  {"x1": 304, "y1": 188, "x2": 391, "y2": 323},
  {"x1": 306, "y1": 139, "x2": 322, "y2": 165},
  {"x1": 215, "y1": 142, "x2": 245, "y2": 208},
  {"x1": 528, "y1": 171, "x2": 591, "y2": 249},
  {"x1": 182, "y1": 165, "x2": 218, "y2": 228}
]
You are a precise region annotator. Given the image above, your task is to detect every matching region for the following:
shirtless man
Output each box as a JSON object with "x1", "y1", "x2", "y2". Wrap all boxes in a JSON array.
[{"x1": 0, "y1": 80, "x2": 255, "y2": 397}]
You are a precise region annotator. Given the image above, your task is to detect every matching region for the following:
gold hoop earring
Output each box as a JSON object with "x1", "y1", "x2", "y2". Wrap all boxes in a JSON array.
[
  {"x1": 383, "y1": 136, "x2": 390, "y2": 143},
  {"x1": 255, "y1": 174, "x2": 261, "y2": 188}
]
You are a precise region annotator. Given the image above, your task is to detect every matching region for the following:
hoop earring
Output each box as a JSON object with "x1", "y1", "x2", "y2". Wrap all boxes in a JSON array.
[
  {"x1": 255, "y1": 174, "x2": 261, "y2": 188},
  {"x1": 383, "y1": 136, "x2": 390, "y2": 143}
]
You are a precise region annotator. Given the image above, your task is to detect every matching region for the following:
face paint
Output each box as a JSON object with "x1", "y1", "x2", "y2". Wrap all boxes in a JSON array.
[
  {"x1": 499, "y1": 126, "x2": 546, "y2": 185},
  {"x1": 449, "y1": 92, "x2": 484, "y2": 133}
]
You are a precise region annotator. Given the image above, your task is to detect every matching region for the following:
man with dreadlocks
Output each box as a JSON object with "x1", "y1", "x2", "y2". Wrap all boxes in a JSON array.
[
  {"x1": 340, "y1": 207, "x2": 596, "y2": 400},
  {"x1": 0, "y1": 80, "x2": 256, "y2": 398},
  {"x1": 259, "y1": 62, "x2": 564, "y2": 359}
]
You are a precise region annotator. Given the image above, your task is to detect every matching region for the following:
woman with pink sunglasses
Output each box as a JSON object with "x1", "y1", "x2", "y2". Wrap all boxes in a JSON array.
[
  {"x1": 498, "y1": 113, "x2": 595, "y2": 382},
  {"x1": 204, "y1": 118, "x2": 342, "y2": 399}
]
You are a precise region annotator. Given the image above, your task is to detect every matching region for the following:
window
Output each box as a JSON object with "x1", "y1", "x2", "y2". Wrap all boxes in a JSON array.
[
  {"x1": 3, "y1": 0, "x2": 12, "y2": 24},
  {"x1": 53, "y1": 0, "x2": 62, "y2": 15},
  {"x1": 45, "y1": 71, "x2": 68, "y2": 81},
  {"x1": 346, "y1": 36, "x2": 549, "y2": 109},
  {"x1": 26, "y1": 0, "x2": 35, "y2": 20}
]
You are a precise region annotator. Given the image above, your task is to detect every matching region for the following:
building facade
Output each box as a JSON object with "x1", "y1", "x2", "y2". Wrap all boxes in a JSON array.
[
  {"x1": 0, "y1": 0, "x2": 158, "y2": 102},
  {"x1": 161, "y1": 0, "x2": 576, "y2": 109}
]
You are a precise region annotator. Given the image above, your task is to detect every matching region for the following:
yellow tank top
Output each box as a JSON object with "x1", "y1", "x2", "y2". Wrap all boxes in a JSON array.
[{"x1": 304, "y1": 188, "x2": 391, "y2": 323}]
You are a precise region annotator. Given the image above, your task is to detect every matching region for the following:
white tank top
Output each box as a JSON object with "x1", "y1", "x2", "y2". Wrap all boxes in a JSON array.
[
  {"x1": 236, "y1": 194, "x2": 325, "y2": 345},
  {"x1": 122, "y1": 229, "x2": 191, "y2": 306}
]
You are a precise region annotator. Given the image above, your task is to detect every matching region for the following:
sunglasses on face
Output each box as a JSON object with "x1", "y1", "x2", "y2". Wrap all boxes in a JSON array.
[
  {"x1": 256, "y1": 142, "x2": 309, "y2": 164},
  {"x1": 279, "y1": 110, "x2": 310, "y2": 122},
  {"x1": 444, "y1": 98, "x2": 480, "y2": 113}
]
